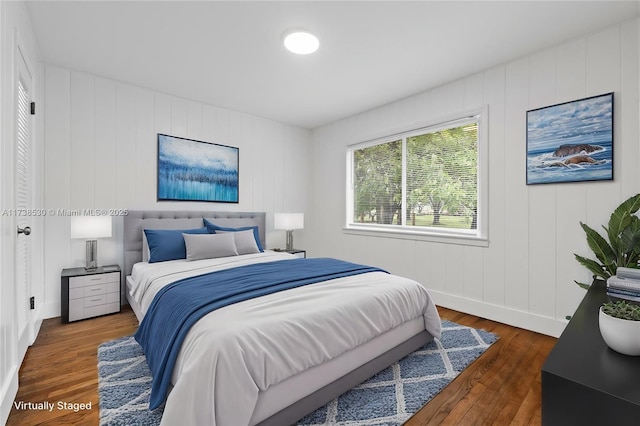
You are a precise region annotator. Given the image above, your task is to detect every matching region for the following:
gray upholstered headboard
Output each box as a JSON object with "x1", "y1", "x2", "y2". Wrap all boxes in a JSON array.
[{"x1": 123, "y1": 210, "x2": 266, "y2": 277}]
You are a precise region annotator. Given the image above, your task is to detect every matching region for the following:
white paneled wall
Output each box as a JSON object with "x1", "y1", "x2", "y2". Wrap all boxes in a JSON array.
[
  {"x1": 311, "y1": 19, "x2": 640, "y2": 337},
  {"x1": 42, "y1": 67, "x2": 312, "y2": 319}
]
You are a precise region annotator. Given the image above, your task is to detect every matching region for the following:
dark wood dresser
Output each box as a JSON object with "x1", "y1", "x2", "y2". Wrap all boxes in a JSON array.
[{"x1": 541, "y1": 279, "x2": 640, "y2": 424}]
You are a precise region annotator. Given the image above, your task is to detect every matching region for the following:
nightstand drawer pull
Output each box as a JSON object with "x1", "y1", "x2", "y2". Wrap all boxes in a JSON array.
[
  {"x1": 84, "y1": 284, "x2": 106, "y2": 297},
  {"x1": 84, "y1": 295, "x2": 106, "y2": 307}
]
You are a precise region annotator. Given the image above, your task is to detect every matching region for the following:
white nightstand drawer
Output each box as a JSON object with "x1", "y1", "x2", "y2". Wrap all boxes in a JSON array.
[
  {"x1": 106, "y1": 281, "x2": 120, "y2": 293},
  {"x1": 82, "y1": 304, "x2": 108, "y2": 320},
  {"x1": 107, "y1": 291, "x2": 120, "y2": 304},
  {"x1": 69, "y1": 287, "x2": 84, "y2": 300},
  {"x1": 69, "y1": 274, "x2": 106, "y2": 288},
  {"x1": 103, "y1": 272, "x2": 120, "y2": 284},
  {"x1": 84, "y1": 284, "x2": 106, "y2": 297},
  {"x1": 106, "y1": 302, "x2": 120, "y2": 314},
  {"x1": 68, "y1": 301, "x2": 83, "y2": 322},
  {"x1": 84, "y1": 295, "x2": 107, "y2": 308}
]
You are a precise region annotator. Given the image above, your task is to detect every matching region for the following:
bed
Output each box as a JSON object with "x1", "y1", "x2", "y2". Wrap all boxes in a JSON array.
[{"x1": 123, "y1": 210, "x2": 441, "y2": 426}]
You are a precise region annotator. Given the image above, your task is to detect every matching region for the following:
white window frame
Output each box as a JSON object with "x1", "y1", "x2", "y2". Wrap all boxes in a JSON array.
[{"x1": 345, "y1": 107, "x2": 489, "y2": 247}]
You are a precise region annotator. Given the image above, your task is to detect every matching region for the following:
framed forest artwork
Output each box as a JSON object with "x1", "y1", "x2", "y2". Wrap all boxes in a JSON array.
[{"x1": 157, "y1": 134, "x2": 239, "y2": 203}]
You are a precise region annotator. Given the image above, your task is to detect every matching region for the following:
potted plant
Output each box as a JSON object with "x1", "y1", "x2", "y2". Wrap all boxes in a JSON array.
[
  {"x1": 599, "y1": 300, "x2": 640, "y2": 356},
  {"x1": 574, "y1": 193, "x2": 640, "y2": 289}
]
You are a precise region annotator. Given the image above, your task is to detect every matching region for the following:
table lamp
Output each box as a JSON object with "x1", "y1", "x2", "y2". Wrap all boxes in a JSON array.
[
  {"x1": 274, "y1": 213, "x2": 304, "y2": 251},
  {"x1": 70, "y1": 216, "x2": 112, "y2": 270}
]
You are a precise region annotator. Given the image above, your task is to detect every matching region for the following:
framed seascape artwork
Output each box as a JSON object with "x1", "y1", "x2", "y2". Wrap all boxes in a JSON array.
[
  {"x1": 157, "y1": 134, "x2": 239, "y2": 203},
  {"x1": 526, "y1": 92, "x2": 614, "y2": 185}
]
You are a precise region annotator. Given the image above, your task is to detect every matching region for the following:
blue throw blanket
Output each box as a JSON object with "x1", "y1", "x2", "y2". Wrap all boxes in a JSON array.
[{"x1": 134, "y1": 257, "x2": 388, "y2": 409}]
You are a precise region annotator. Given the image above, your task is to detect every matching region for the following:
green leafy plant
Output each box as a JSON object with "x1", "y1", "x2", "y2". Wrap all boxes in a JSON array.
[
  {"x1": 601, "y1": 300, "x2": 640, "y2": 321},
  {"x1": 574, "y1": 194, "x2": 640, "y2": 289}
]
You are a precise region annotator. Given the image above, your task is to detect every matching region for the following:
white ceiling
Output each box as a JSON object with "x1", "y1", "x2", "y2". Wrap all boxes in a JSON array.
[{"x1": 26, "y1": 1, "x2": 639, "y2": 129}]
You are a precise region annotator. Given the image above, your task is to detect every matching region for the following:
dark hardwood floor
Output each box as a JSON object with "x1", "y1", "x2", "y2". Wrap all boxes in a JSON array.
[
  {"x1": 7, "y1": 305, "x2": 556, "y2": 425},
  {"x1": 405, "y1": 309, "x2": 557, "y2": 426},
  {"x1": 7, "y1": 306, "x2": 139, "y2": 426}
]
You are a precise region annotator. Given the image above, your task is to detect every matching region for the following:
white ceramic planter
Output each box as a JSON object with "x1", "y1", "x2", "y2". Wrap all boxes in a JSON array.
[{"x1": 599, "y1": 307, "x2": 640, "y2": 356}]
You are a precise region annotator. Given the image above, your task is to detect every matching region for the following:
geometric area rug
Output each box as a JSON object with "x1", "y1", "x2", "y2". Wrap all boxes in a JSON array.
[{"x1": 97, "y1": 320, "x2": 498, "y2": 426}]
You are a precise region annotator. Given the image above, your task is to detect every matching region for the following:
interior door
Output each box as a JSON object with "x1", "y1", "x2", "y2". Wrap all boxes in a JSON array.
[{"x1": 15, "y1": 44, "x2": 34, "y2": 352}]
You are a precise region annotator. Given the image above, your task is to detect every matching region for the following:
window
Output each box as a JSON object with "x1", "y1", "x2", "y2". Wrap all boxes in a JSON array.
[{"x1": 346, "y1": 110, "x2": 487, "y2": 244}]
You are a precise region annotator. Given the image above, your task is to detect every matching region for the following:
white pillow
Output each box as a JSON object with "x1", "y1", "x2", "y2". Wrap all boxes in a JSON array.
[
  {"x1": 215, "y1": 229, "x2": 260, "y2": 255},
  {"x1": 183, "y1": 232, "x2": 238, "y2": 261}
]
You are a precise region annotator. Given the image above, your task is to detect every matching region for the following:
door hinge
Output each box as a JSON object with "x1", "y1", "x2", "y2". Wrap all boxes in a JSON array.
[
  {"x1": 30, "y1": 296, "x2": 35, "y2": 310},
  {"x1": 30, "y1": 102, "x2": 35, "y2": 115}
]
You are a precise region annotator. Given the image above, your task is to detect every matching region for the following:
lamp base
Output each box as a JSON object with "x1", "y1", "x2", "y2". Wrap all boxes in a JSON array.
[
  {"x1": 85, "y1": 240, "x2": 98, "y2": 270},
  {"x1": 285, "y1": 230, "x2": 294, "y2": 251}
]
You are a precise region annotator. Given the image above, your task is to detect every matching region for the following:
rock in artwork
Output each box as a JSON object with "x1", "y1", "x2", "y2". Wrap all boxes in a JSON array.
[{"x1": 526, "y1": 93, "x2": 613, "y2": 185}]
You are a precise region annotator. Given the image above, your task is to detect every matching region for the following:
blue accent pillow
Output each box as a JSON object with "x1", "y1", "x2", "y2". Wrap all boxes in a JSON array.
[
  {"x1": 144, "y1": 228, "x2": 210, "y2": 263},
  {"x1": 203, "y1": 219, "x2": 264, "y2": 252}
]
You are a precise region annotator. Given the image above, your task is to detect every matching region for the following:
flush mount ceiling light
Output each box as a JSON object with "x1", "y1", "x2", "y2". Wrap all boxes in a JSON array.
[{"x1": 283, "y1": 31, "x2": 319, "y2": 55}]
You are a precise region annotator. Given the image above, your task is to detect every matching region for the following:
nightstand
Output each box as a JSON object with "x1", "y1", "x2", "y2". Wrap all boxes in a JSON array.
[
  {"x1": 61, "y1": 265, "x2": 121, "y2": 323},
  {"x1": 273, "y1": 248, "x2": 306, "y2": 258}
]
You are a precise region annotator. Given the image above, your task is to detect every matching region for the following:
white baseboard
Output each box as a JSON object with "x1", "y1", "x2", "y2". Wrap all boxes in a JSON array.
[
  {"x1": 42, "y1": 296, "x2": 127, "y2": 321},
  {"x1": 42, "y1": 301, "x2": 60, "y2": 320},
  {"x1": 0, "y1": 365, "x2": 18, "y2": 426},
  {"x1": 430, "y1": 290, "x2": 567, "y2": 338},
  {"x1": 30, "y1": 315, "x2": 43, "y2": 345}
]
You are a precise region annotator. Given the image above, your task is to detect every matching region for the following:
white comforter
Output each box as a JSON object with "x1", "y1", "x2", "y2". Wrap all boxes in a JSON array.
[{"x1": 130, "y1": 251, "x2": 441, "y2": 426}]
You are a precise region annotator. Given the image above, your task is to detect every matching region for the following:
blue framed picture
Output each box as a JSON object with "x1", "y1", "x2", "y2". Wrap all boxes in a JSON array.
[
  {"x1": 526, "y1": 92, "x2": 613, "y2": 185},
  {"x1": 157, "y1": 134, "x2": 239, "y2": 203}
]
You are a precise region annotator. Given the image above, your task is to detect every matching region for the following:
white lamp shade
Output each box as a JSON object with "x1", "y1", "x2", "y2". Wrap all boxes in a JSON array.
[
  {"x1": 70, "y1": 216, "x2": 112, "y2": 239},
  {"x1": 274, "y1": 213, "x2": 304, "y2": 230}
]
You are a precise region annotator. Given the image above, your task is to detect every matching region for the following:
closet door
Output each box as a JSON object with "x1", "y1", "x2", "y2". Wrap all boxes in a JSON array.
[{"x1": 15, "y1": 44, "x2": 34, "y2": 354}]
